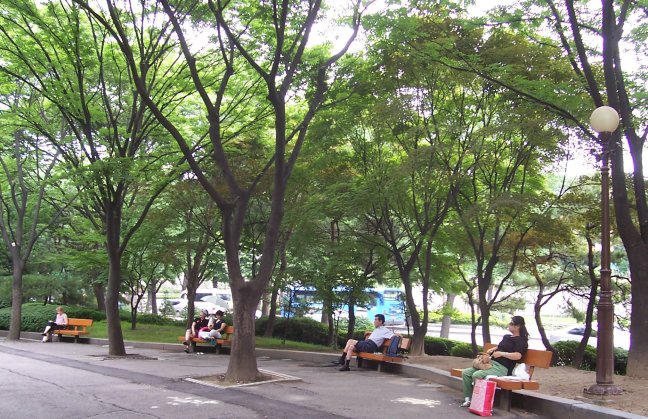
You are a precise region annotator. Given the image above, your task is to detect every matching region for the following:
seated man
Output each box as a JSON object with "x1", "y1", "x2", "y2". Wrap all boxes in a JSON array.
[
  {"x1": 183, "y1": 309, "x2": 210, "y2": 353},
  {"x1": 337, "y1": 313, "x2": 394, "y2": 371}
]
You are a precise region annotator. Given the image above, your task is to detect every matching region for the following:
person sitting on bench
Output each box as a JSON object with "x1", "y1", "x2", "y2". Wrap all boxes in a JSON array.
[
  {"x1": 41, "y1": 306, "x2": 68, "y2": 343},
  {"x1": 197, "y1": 310, "x2": 227, "y2": 343},
  {"x1": 460, "y1": 315, "x2": 529, "y2": 407},
  {"x1": 336, "y1": 313, "x2": 394, "y2": 371},
  {"x1": 183, "y1": 309, "x2": 210, "y2": 353}
]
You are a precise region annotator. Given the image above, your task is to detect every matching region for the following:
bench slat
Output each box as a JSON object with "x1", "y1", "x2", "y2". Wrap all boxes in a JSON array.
[{"x1": 54, "y1": 318, "x2": 93, "y2": 342}]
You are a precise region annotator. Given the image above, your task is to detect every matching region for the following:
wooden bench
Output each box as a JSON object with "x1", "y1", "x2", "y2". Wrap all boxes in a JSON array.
[
  {"x1": 353, "y1": 333, "x2": 412, "y2": 372},
  {"x1": 177, "y1": 325, "x2": 234, "y2": 354},
  {"x1": 54, "y1": 318, "x2": 93, "y2": 343},
  {"x1": 450, "y1": 343, "x2": 553, "y2": 411}
]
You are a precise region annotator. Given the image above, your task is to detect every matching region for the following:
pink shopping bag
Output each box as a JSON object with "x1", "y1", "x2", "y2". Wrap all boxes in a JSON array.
[{"x1": 469, "y1": 378, "x2": 496, "y2": 416}]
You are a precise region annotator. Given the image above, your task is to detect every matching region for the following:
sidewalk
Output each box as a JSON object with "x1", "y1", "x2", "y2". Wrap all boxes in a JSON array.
[{"x1": 0, "y1": 332, "x2": 642, "y2": 419}]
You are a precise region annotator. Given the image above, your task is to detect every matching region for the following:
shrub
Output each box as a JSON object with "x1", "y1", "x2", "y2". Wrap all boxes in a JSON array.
[
  {"x1": 255, "y1": 316, "x2": 328, "y2": 346},
  {"x1": 553, "y1": 340, "x2": 597, "y2": 370},
  {"x1": 0, "y1": 303, "x2": 105, "y2": 332},
  {"x1": 551, "y1": 340, "x2": 627, "y2": 375},
  {"x1": 450, "y1": 342, "x2": 474, "y2": 358},
  {"x1": 135, "y1": 313, "x2": 184, "y2": 326},
  {"x1": 614, "y1": 347, "x2": 628, "y2": 375},
  {"x1": 424, "y1": 336, "x2": 456, "y2": 356}
]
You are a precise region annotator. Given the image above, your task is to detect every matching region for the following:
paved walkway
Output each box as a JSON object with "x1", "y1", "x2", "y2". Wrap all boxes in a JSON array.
[{"x1": 0, "y1": 337, "x2": 541, "y2": 419}]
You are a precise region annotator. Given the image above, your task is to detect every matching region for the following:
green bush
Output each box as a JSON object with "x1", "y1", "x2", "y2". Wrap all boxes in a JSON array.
[
  {"x1": 0, "y1": 303, "x2": 105, "y2": 332},
  {"x1": 614, "y1": 347, "x2": 628, "y2": 375},
  {"x1": 549, "y1": 340, "x2": 631, "y2": 374},
  {"x1": 424, "y1": 336, "x2": 456, "y2": 356},
  {"x1": 135, "y1": 313, "x2": 184, "y2": 326},
  {"x1": 255, "y1": 316, "x2": 328, "y2": 346},
  {"x1": 450, "y1": 342, "x2": 475, "y2": 358}
]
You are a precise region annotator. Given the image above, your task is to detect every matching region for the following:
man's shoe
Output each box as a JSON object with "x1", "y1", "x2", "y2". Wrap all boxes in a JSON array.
[
  {"x1": 184, "y1": 347, "x2": 190, "y2": 353},
  {"x1": 339, "y1": 365, "x2": 351, "y2": 371},
  {"x1": 460, "y1": 399, "x2": 471, "y2": 407}
]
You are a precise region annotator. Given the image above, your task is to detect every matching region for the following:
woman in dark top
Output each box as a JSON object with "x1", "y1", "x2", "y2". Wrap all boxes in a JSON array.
[{"x1": 460, "y1": 316, "x2": 529, "y2": 407}]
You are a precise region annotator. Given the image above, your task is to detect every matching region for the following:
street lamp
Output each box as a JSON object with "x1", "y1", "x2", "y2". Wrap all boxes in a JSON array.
[{"x1": 585, "y1": 105, "x2": 622, "y2": 396}]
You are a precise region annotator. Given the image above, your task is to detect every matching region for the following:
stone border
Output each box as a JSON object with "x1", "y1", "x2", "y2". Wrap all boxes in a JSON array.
[{"x1": 185, "y1": 369, "x2": 302, "y2": 389}]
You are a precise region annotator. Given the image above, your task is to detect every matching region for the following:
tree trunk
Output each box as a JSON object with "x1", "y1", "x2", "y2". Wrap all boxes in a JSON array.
[
  {"x1": 150, "y1": 280, "x2": 158, "y2": 315},
  {"x1": 479, "y1": 298, "x2": 497, "y2": 345},
  {"x1": 534, "y1": 300, "x2": 553, "y2": 351},
  {"x1": 625, "y1": 247, "x2": 648, "y2": 377},
  {"x1": 130, "y1": 309, "x2": 137, "y2": 330},
  {"x1": 440, "y1": 294, "x2": 455, "y2": 339},
  {"x1": 8, "y1": 258, "x2": 25, "y2": 340},
  {"x1": 347, "y1": 299, "x2": 357, "y2": 340},
  {"x1": 403, "y1": 275, "x2": 426, "y2": 356},
  {"x1": 105, "y1": 205, "x2": 126, "y2": 356},
  {"x1": 93, "y1": 281, "x2": 106, "y2": 311},
  {"x1": 226, "y1": 283, "x2": 263, "y2": 382},
  {"x1": 263, "y1": 285, "x2": 280, "y2": 338}
]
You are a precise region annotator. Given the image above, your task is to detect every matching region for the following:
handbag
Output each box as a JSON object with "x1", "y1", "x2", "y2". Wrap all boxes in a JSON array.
[
  {"x1": 472, "y1": 352, "x2": 492, "y2": 370},
  {"x1": 469, "y1": 378, "x2": 497, "y2": 416}
]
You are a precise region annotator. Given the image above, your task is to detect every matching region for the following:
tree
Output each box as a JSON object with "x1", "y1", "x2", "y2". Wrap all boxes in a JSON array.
[
  {"x1": 0, "y1": 80, "x2": 67, "y2": 339},
  {"x1": 72, "y1": 0, "x2": 369, "y2": 382},
  {"x1": 0, "y1": 0, "x2": 185, "y2": 354},
  {"x1": 457, "y1": 0, "x2": 648, "y2": 378}
]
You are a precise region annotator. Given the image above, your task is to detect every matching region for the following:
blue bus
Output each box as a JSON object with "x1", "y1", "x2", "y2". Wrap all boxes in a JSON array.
[{"x1": 281, "y1": 286, "x2": 406, "y2": 325}]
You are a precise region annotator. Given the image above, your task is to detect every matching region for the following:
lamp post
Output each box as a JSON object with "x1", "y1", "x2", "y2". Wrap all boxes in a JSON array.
[{"x1": 585, "y1": 106, "x2": 622, "y2": 396}]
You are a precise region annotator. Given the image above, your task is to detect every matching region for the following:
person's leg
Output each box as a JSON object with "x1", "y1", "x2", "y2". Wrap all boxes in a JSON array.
[
  {"x1": 461, "y1": 367, "x2": 478, "y2": 400},
  {"x1": 335, "y1": 339, "x2": 357, "y2": 364},
  {"x1": 42, "y1": 321, "x2": 55, "y2": 335},
  {"x1": 345, "y1": 340, "x2": 361, "y2": 360},
  {"x1": 183, "y1": 329, "x2": 192, "y2": 352},
  {"x1": 461, "y1": 362, "x2": 509, "y2": 406}
]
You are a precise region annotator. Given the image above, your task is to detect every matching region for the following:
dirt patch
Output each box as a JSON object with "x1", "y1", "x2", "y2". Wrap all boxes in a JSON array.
[{"x1": 408, "y1": 355, "x2": 648, "y2": 417}]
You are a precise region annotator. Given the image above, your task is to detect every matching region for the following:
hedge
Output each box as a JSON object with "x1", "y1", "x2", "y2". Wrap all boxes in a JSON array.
[
  {"x1": 552, "y1": 340, "x2": 628, "y2": 375},
  {"x1": 0, "y1": 303, "x2": 106, "y2": 332}
]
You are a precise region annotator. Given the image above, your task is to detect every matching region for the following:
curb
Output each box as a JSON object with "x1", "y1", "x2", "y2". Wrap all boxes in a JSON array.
[{"x1": 1, "y1": 331, "x2": 642, "y2": 419}]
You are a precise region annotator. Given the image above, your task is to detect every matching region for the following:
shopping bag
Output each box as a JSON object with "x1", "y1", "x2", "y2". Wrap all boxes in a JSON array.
[{"x1": 469, "y1": 378, "x2": 497, "y2": 416}]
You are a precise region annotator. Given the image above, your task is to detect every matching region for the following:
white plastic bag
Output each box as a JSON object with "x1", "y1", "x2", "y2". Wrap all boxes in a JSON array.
[{"x1": 512, "y1": 363, "x2": 530, "y2": 380}]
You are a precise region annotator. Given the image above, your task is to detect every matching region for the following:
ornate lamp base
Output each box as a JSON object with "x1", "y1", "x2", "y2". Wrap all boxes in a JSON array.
[{"x1": 584, "y1": 383, "x2": 623, "y2": 395}]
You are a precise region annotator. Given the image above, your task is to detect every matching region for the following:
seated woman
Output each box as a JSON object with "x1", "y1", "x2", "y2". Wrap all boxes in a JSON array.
[
  {"x1": 198, "y1": 310, "x2": 227, "y2": 343},
  {"x1": 460, "y1": 315, "x2": 529, "y2": 407},
  {"x1": 41, "y1": 306, "x2": 68, "y2": 343}
]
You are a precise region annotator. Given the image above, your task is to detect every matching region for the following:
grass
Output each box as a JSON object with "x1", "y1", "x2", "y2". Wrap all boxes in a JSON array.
[{"x1": 87, "y1": 320, "x2": 337, "y2": 352}]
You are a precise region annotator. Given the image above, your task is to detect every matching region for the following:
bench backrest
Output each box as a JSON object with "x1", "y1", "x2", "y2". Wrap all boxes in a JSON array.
[
  {"x1": 362, "y1": 331, "x2": 411, "y2": 353},
  {"x1": 223, "y1": 325, "x2": 235, "y2": 335},
  {"x1": 65, "y1": 318, "x2": 93, "y2": 330},
  {"x1": 484, "y1": 342, "x2": 552, "y2": 379}
]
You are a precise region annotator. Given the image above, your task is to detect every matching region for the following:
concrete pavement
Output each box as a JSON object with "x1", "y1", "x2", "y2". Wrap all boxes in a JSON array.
[
  {"x1": 1, "y1": 333, "x2": 644, "y2": 419},
  {"x1": 0, "y1": 336, "x2": 539, "y2": 419}
]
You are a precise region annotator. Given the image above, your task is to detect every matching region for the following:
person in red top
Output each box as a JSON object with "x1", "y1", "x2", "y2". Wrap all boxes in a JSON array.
[{"x1": 182, "y1": 309, "x2": 210, "y2": 353}]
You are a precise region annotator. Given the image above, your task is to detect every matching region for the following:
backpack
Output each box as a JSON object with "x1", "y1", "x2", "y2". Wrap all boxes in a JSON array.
[{"x1": 386, "y1": 335, "x2": 401, "y2": 357}]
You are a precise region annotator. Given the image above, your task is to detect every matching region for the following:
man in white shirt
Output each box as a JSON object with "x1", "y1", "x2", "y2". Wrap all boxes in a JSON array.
[{"x1": 337, "y1": 314, "x2": 394, "y2": 371}]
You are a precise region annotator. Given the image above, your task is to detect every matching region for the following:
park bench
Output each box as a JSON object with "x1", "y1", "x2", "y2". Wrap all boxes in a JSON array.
[
  {"x1": 353, "y1": 333, "x2": 412, "y2": 372},
  {"x1": 450, "y1": 342, "x2": 553, "y2": 411},
  {"x1": 177, "y1": 325, "x2": 234, "y2": 354},
  {"x1": 54, "y1": 318, "x2": 93, "y2": 343}
]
